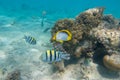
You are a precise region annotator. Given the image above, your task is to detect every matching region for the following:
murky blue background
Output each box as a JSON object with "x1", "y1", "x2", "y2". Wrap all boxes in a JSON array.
[{"x1": 0, "y1": 0, "x2": 119, "y2": 19}]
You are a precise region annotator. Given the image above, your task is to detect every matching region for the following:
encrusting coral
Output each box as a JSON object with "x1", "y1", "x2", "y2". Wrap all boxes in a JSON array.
[
  {"x1": 103, "y1": 54, "x2": 120, "y2": 71},
  {"x1": 50, "y1": 7, "x2": 120, "y2": 72},
  {"x1": 5, "y1": 70, "x2": 21, "y2": 80}
]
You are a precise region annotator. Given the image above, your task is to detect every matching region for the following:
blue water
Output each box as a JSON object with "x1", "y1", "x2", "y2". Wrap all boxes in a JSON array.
[{"x1": 0, "y1": 0, "x2": 120, "y2": 19}]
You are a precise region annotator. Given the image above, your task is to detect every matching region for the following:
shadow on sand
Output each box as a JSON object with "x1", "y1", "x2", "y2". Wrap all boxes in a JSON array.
[{"x1": 97, "y1": 65, "x2": 120, "y2": 79}]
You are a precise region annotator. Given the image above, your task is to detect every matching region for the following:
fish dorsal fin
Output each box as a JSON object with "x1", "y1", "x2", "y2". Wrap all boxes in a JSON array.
[
  {"x1": 24, "y1": 32, "x2": 37, "y2": 40},
  {"x1": 23, "y1": 32, "x2": 30, "y2": 39},
  {"x1": 25, "y1": 32, "x2": 31, "y2": 36}
]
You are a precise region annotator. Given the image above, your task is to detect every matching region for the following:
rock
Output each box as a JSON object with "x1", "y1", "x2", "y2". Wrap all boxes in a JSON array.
[
  {"x1": 74, "y1": 47, "x2": 83, "y2": 58},
  {"x1": 91, "y1": 28, "x2": 120, "y2": 48},
  {"x1": 103, "y1": 54, "x2": 120, "y2": 71},
  {"x1": 5, "y1": 70, "x2": 21, "y2": 80}
]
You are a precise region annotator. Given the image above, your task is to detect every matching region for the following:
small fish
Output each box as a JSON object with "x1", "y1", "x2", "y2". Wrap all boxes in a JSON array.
[
  {"x1": 40, "y1": 50, "x2": 70, "y2": 63},
  {"x1": 41, "y1": 11, "x2": 46, "y2": 27},
  {"x1": 52, "y1": 30, "x2": 72, "y2": 43},
  {"x1": 24, "y1": 35, "x2": 36, "y2": 45},
  {"x1": 42, "y1": 27, "x2": 51, "y2": 33},
  {"x1": 41, "y1": 19, "x2": 44, "y2": 27}
]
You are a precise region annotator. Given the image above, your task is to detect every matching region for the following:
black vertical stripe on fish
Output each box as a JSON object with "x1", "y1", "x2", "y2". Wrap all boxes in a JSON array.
[
  {"x1": 32, "y1": 38, "x2": 36, "y2": 44},
  {"x1": 25, "y1": 36, "x2": 29, "y2": 42},
  {"x1": 29, "y1": 37, "x2": 33, "y2": 44},
  {"x1": 27, "y1": 36, "x2": 31, "y2": 43},
  {"x1": 32, "y1": 39, "x2": 35, "y2": 44},
  {"x1": 31, "y1": 38, "x2": 34, "y2": 44},
  {"x1": 46, "y1": 52, "x2": 48, "y2": 61},
  {"x1": 28, "y1": 36, "x2": 31, "y2": 41},
  {"x1": 54, "y1": 51, "x2": 56, "y2": 61},
  {"x1": 50, "y1": 50, "x2": 52, "y2": 62},
  {"x1": 25, "y1": 36, "x2": 36, "y2": 45}
]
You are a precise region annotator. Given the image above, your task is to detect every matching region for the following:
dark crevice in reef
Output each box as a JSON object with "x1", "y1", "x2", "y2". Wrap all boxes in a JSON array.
[{"x1": 93, "y1": 42, "x2": 108, "y2": 66}]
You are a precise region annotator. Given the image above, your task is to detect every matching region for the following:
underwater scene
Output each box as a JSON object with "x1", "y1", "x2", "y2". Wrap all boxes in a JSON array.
[{"x1": 0, "y1": 0, "x2": 120, "y2": 80}]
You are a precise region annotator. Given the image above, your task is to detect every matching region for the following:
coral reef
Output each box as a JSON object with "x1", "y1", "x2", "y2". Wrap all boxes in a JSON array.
[
  {"x1": 50, "y1": 7, "x2": 120, "y2": 73},
  {"x1": 103, "y1": 54, "x2": 120, "y2": 71},
  {"x1": 5, "y1": 70, "x2": 21, "y2": 80},
  {"x1": 51, "y1": 7, "x2": 104, "y2": 57},
  {"x1": 75, "y1": 7, "x2": 103, "y2": 35}
]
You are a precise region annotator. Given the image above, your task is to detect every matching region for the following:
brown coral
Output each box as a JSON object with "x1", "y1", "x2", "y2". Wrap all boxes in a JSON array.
[
  {"x1": 51, "y1": 8, "x2": 104, "y2": 56},
  {"x1": 74, "y1": 47, "x2": 83, "y2": 58},
  {"x1": 51, "y1": 19, "x2": 83, "y2": 54},
  {"x1": 103, "y1": 54, "x2": 120, "y2": 71},
  {"x1": 5, "y1": 70, "x2": 21, "y2": 80},
  {"x1": 50, "y1": 7, "x2": 120, "y2": 72},
  {"x1": 91, "y1": 28, "x2": 120, "y2": 48},
  {"x1": 51, "y1": 19, "x2": 74, "y2": 34},
  {"x1": 75, "y1": 8, "x2": 103, "y2": 37}
]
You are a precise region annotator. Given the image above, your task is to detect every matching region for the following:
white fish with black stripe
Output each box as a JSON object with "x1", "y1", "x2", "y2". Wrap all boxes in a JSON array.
[{"x1": 40, "y1": 50, "x2": 70, "y2": 63}]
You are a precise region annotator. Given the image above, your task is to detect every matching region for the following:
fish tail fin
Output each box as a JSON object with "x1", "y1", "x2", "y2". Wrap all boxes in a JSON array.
[{"x1": 60, "y1": 53, "x2": 70, "y2": 60}]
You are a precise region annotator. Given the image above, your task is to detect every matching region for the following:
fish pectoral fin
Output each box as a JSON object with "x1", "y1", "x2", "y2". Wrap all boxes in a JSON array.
[{"x1": 61, "y1": 54, "x2": 70, "y2": 60}]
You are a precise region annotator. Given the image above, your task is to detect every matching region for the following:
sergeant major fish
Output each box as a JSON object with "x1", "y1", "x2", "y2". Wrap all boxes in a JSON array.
[
  {"x1": 40, "y1": 50, "x2": 70, "y2": 63},
  {"x1": 24, "y1": 35, "x2": 36, "y2": 45}
]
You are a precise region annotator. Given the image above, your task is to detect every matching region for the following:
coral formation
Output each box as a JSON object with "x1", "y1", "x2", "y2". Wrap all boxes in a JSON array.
[
  {"x1": 50, "y1": 7, "x2": 120, "y2": 73},
  {"x1": 103, "y1": 54, "x2": 120, "y2": 71},
  {"x1": 91, "y1": 27, "x2": 120, "y2": 47},
  {"x1": 5, "y1": 70, "x2": 21, "y2": 80},
  {"x1": 51, "y1": 7, "x2": 104, "y2": 57}
]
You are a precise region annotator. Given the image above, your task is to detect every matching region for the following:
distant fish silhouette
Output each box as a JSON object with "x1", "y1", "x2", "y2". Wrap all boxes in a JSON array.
[
  {"x1": 42, "y1": 27, "x2": 51, "y2": 33},
  {"x1": 24, "y1": 35, "x2": 36, "y2": 45},
  {"x1": 41, "y1": 19, "x2": 44, "y2": 27},
  {"x1": 41, "y1": 11, "x2": 47, "y2": 27}
]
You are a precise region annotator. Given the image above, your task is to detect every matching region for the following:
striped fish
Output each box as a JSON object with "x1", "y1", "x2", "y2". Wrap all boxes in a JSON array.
[
  {"x1": 24, "y1": 35, "x2": 36, "y2": 45},
  {"x1": 41, "y1": 50, "x2": 70, "y2": 63}
]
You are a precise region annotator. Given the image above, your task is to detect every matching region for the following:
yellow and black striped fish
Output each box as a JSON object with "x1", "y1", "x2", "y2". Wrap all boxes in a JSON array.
[
  {"x1": 24, "y1": 35, "x2": 36, "y2": 45},
  {"x1": 41, "y1": 50, "x2": 70, "y2": 63}
]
